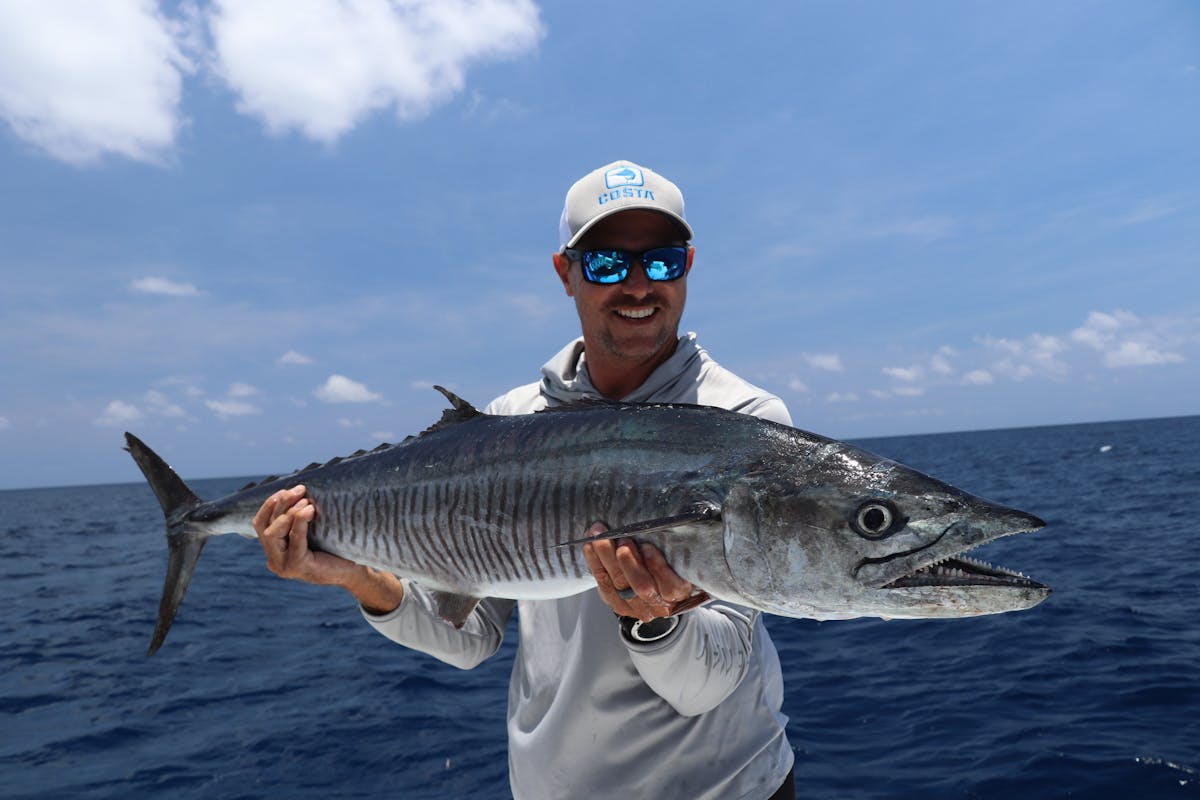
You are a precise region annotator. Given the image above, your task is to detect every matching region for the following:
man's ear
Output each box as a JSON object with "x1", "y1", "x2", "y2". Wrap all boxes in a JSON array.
[
  {"x1": 552, "y1": 252, "x2": 575, "y2": 297},
  {"x1": 684, "y1": 245, "x2": 695, "y2": 276}
]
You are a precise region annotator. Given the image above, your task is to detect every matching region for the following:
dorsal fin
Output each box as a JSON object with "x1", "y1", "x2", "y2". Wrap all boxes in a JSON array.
[{"x1": 416, "y1": 385, "x2": 483, "y2": 436}]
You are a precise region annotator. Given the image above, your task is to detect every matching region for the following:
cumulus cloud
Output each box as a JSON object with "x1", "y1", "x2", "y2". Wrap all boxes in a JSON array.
[
  {"x1": 144, "y1": 390, "x2": 186, "y2": 418},
  {"x1": 0, "y1": 416, "x2": 10, "y2": 430},
  {"x1": 1071, "y1": 309, "x2": 1185, "y2": 369},
  {"x1": 131, "y1": 276, "x2": 201, "y2": 296},
  {"x1": 277, "y1": 350, "x2": 313, "y2": 366},
  {"x1": 882, "y1": 365, "x2": 923, "y2": 383},
  {"x1": 206, "y1": 398, "x2": 260, "y2": 418},
  {"x1": 369, "y1": 430, "x2": 396, "y2": 442},
  {"x1": 95, "y1": 400, "x2": 143, "y2": 427},
  {"x1": 0, "y1": 1, "x2": 190, "y2": 164},
  {"x1": 0, "y1": 0, "x2": 542, "y2": 165},
  {"x1": 315, "y1": 374, "x2": 383, "y2": 403},
  {"x1": 205, "y1": 382, "x2": 262, "y2": 418},
  {"x1": 930, "y1": 346, "x2": 955, "y2": 376},
  {"x1": 1103, "y1": 341, "x2": 1184, "y2": 368},
  {"x1": 981, "y1": 333, "x2": 1069, "y2": 381},
  {"x1": 787, "y1": 377, "x2": 810, "y2": 393},
  {"x1": 826, "y1": 391, "x2": 859, "y2": 404},
  {"x1": 963, "y1": 369, "x2": 994, "y2": 386},
  {"x1": 804, "y1": 353, "x2": 844, "y2": 372},
  {"x1": 207, "y1": 0, "x2": 544, "y2": 142}
]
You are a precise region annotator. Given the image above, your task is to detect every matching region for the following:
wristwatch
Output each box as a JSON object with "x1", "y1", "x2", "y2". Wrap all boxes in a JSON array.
[{"x1": 619, "y1": 614, "x2": 680, "y2": 644}]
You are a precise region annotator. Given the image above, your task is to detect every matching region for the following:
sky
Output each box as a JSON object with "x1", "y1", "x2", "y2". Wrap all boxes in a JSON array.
[{"x1": 0, "y1": 0, "x2": 1197, "y2": 490}]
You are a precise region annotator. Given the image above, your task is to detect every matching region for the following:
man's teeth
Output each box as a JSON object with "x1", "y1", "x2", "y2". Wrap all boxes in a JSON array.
[{"x1": 616, "y1": 308, "x2": 654, "y2": 319}]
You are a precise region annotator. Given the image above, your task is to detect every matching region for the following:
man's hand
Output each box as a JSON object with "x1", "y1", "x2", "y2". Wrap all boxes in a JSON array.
[
  {"x1": 251, "y1": 485, "x2": 404, "y2": 614},
  {"x1": 582, "y1": 522, "x2": 695, "y2": 622}
]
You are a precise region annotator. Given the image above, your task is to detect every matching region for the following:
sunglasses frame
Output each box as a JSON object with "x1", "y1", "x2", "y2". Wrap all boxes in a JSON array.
[{"x1": 563, "y1": 246, "x2": 690, "y2": 285}]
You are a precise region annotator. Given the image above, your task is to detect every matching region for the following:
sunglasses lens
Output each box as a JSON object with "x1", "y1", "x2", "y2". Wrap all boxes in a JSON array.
[
  {"x1": 642, "y1": 247, "x2": 687, "y2": 281},
  {"x1": 582, "y1": 250, "x2": 630, "y2": 284}
]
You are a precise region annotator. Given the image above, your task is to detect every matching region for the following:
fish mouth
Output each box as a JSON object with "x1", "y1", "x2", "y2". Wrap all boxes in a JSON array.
[
  {"x1": 856, "y1": 510, "x2": 1047, "y2": 592},
  {"x1": 880, "y1": 553, "x2": 1047, "y2": 590}
]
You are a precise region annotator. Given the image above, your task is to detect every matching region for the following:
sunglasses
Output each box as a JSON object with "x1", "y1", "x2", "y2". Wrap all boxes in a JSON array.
[{"x1": 563, "y1": 246, "x2": 689, "y2": 285}]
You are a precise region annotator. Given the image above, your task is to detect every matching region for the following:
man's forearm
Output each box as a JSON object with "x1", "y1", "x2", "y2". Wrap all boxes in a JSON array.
[{"x1": 339, "y1": 564, "x2": 405, "y2": 615}]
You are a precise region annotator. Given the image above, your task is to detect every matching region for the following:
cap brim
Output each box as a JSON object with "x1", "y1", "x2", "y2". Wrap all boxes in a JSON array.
[{"x1": 563, "y1": 207, "x2": 694, "y2": 250}]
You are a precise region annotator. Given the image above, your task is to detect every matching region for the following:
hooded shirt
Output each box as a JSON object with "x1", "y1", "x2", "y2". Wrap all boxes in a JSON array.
[{"x1": 364, "y1": 333, "x2": 794, "y2": 800}]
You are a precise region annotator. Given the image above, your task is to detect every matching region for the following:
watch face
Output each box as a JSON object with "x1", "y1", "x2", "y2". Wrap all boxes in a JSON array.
[{"x1": 621, "y1": 615, "x2": 680, "y2": 643}]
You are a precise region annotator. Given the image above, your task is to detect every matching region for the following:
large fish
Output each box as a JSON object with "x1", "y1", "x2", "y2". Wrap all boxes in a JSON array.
[{"x1": 126, "y1": 388, "x2": 1049, "y2": 655}]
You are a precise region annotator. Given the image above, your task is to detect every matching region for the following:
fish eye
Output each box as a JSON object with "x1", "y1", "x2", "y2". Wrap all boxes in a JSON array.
[{"x1": 851, "y1": 501, "x2": 902, "y2": 539}]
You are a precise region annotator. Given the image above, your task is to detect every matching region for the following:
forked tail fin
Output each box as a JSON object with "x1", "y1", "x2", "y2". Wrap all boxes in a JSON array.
[{"x1": 124, "y1": 433, "x2": 208, "y2": 656}]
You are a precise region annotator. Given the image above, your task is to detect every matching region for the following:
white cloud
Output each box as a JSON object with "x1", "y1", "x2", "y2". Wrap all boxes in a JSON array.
[
  {"x1": 963, "y1": 370, "x2": 994, "y2": 386},
  {"x1": 1103, "y1": 341, "x2": 1185, "y2": 368},
  {"x1": 315, "y1": 374, "x2": 383, "y2": 403},
  {"x1": 0, "y1": 1, "x2": 190, "y2": 164},
  {"x1": 892, "y1": 386, "x2": 925, "y2": 397},
  {"x1": 1070, "y1": 310, "x2": 1138, "y2": 350},
  {"x1": 981, "y1": 333, "x2": 1069, "y2": 381},
  {"x1": 144, "y1": 390, "x2": 186, "y2": 418},
  {"x1": 204, "y1": 381, "x2": 262, "y2": 418},
  {"x1": 1071, "y1": 309, "x2": 1184, "y2": 369},
  {"x1": 826, "y1": 391, "x2": 859, "y2": 404},
  {"x1": 205, "y1": 398, "x2": 260, "y2": 418},
  {"x1": 787, "y1": 377, "x2": 810, "y2": 393},
  {"x1": 0, "y1": 416, "x2": 10, "y2": 430},
  {"x1": 95, "y1": 400, "x2": 142, "y2": 427},
  {"x1": 369, "y1": 430, "x2": 395, "y2": 442},
  {"x1": 337, "y1": 417, "x2": 362, "y2": 428},
  {"x1": 882, "y1": 365, "x2": 923, "y2": 383},
  {"x1": 804, "y1": 353, "x2": 844, "y2": 372},
  {"x1": 131, "y1": 276, "x2": 201, "y2": 297},
  {"x1": 277, "y1": 350, "x2": 314, "y2": 366},
  {"x1": 207, "y1": 0, "x2": 544, "y2": 142},
  {"x1": 930, "y1": 346, "x2": 955, "y2": 376}
]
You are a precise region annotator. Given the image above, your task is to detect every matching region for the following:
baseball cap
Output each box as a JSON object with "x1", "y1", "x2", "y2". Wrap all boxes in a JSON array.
[{"x1": 558, "y1": 160, "x2": 694, "y2": 250}]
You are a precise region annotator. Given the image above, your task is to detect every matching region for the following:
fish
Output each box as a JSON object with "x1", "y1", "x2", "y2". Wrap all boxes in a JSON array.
[{"x1": 126, "y1": 387, "x2": 1050, "y2": 655}]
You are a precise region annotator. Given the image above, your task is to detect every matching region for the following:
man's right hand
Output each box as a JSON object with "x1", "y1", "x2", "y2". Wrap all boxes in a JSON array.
[{"x1": 251, "y1": 485, "x2": 405, "y2": 615}]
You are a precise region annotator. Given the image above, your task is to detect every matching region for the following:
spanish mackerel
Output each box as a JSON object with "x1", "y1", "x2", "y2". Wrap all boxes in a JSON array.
[{"x1": 126, "y1": 387, "x2": 1049, "y2": 655}]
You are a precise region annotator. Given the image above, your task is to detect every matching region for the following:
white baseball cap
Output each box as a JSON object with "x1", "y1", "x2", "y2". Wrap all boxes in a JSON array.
[{"x1": 558, "y1": 159, "x2": 694, "y2": 250}]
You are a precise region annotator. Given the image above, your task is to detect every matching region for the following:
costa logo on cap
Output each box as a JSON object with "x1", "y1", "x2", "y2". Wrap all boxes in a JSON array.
[{"x1": 605, "y1": 166, "x2": 644, "y2": 189}]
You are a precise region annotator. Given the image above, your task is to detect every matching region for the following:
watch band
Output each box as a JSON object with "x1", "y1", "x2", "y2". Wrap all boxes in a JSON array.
[{"x1": 619, "y1": 614, "x2": 680, "y2": 644}]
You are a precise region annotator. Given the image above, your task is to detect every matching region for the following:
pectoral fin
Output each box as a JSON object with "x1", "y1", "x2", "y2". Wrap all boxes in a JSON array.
[
  {"x1": 553, "y1": 503, "x2": 723, "y2": 548},
  {"x1": 428, "y1": 590, "x2": 483, "y2": 629}
]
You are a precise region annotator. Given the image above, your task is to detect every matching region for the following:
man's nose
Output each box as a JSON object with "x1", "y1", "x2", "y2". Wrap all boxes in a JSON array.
[{"x1": 621, "y1": 260, "x2": 654, "y2": 296}]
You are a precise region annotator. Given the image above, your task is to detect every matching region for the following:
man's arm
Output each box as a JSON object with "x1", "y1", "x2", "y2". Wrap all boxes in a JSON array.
[
  {"x1": 583, "y1": 523, "x2": 760, "y2": 716},
  {"x1": 254, "y1": 485, "x2": 405, "y2": 612},
  {"x1": 253, "y1": 486, "x2": 511, "y2": 669}
]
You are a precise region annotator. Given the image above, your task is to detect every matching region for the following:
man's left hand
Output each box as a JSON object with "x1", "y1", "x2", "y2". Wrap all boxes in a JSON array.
[{"x1": 582, "y1": 522, "x2": 695, "y2": 621}]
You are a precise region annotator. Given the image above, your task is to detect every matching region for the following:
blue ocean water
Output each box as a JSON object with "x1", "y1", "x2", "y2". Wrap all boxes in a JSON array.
[{"x1": 2, "y1": 416, "x2": 1198, "y2": 799}]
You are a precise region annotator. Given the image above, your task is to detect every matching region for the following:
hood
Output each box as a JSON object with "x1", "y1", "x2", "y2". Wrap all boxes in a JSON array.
[{"x1": 539, "y1": 332, "x2": 706, "y2": 404}]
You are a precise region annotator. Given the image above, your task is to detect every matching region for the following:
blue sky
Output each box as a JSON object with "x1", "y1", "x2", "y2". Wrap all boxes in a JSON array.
[{"x1": 1, "y1": 0, "x2": 1197, "y2": 490}]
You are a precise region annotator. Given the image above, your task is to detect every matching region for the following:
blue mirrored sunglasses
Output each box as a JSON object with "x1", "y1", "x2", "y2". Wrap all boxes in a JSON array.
[{"x1": 563, "y1": 246, "x2": 688, "y2": 285}]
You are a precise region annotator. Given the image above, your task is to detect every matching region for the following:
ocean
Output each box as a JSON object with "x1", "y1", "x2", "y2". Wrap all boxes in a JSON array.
[{"x1": 2, "y1": 415, "x2": 1198, "y2": 799}]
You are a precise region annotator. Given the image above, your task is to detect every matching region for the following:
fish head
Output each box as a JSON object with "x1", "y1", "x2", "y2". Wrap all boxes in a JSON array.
[{"x1": 721, "y1": 442, "x2": 1049, "y2": 620}]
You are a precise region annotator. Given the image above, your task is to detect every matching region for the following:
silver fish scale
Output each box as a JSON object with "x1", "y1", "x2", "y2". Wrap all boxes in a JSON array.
[{"x1": 297, "y1": 406, "x2": 737, "y2": 595}]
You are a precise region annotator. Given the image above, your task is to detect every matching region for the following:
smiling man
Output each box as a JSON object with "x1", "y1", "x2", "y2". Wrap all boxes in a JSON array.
[{"x1": 255, "y1": 160, "x2": 797, "y2": 799}]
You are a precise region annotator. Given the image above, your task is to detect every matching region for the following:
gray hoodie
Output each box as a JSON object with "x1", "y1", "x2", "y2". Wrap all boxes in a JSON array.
[{"x1": 364, "y1": 333, "x2": 794, "y2": 799}]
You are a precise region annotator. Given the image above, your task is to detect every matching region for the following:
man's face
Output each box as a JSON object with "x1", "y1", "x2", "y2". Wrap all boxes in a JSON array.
[{"x1": 554, "y1": 209, "x2": 694, "y2": 369}]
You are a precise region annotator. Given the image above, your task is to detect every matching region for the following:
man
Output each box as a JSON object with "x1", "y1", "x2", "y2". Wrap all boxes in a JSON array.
[{"x1": 254, "y1": 160, "x2": 797, "y2": 799}]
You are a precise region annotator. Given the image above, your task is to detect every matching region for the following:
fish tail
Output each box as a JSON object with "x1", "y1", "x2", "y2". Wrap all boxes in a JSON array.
[{"x1": 124, "y1": 432, "x2": 208, "y2": 656}]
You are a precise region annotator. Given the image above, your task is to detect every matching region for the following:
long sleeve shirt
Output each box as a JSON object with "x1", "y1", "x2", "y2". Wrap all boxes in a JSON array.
[{"x1": 363, "y1": 333, "x2": 795, "y2": 799}]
